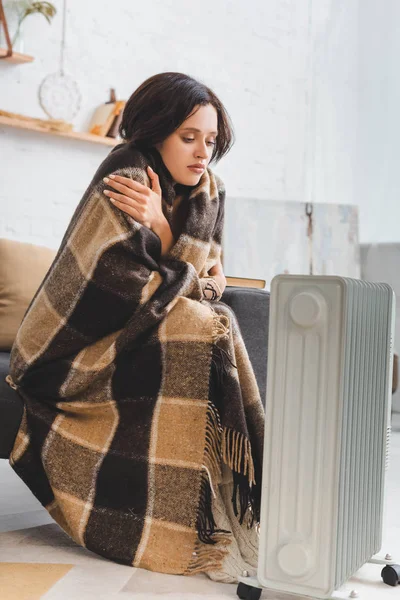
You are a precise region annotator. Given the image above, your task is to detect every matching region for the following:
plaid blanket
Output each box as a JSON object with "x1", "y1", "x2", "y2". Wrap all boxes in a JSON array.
[{"x1": 6, "y1": 143, "x2": 265, "y2": 576}]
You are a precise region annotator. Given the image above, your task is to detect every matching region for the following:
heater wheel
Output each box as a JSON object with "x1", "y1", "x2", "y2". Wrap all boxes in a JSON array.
[
  {"x1": 237, "y1": 582, "x2": 262, "y2": 600},
  {"x1": 381, "y1": 564, "x2": 400, "y2": 586}
]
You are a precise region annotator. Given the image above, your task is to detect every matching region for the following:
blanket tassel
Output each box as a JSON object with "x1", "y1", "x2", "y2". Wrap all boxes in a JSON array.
[
  {"x1": 223, "y1": 427, "x2": 261, "y2": 529},
  {"x1": 197, "y1": 357, "x2": 261, "y2": 545},
  {"x1": 189, "y1": 312, "x2": 261, "y2": 577},
  {"x1": 185, "y1": 466, "x2": 233, "y2": 577},
  {"x1": 210, "y1": 321, "x2": 261, "y2": 531},
  {"x1": 196, "y1": 469, "x2": 231, "y2": 545}
]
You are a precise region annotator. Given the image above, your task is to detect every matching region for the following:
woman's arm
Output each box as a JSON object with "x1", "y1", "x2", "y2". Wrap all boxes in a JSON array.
[
  {"x1": 104, "y1": 167, "x2": 226, "y2": 296},
  {"x1": 103, "y1": 168, "x2": 176, "y2": 257}
]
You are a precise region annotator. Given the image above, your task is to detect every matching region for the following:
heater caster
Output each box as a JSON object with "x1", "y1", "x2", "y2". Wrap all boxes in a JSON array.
[
  {"x1": 381, "y1": 564, "x2": 400, "y2": 586},
  {"x1": 237, "y1": 582, "x2": 262, "y2": 600}
]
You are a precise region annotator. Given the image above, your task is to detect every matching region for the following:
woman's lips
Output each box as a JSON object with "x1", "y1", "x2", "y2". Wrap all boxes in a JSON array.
[{"x1": 187, "y1": 166, "x2": 205, "y2": 174}]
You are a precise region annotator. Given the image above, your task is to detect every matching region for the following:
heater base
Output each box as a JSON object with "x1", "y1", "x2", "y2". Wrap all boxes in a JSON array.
[
  {"x1": 236, "y1": 578, "x2": 363, "y2": 600},
  {"x1": 237, "y1": 581, "x2": 262, "y2": 600}
]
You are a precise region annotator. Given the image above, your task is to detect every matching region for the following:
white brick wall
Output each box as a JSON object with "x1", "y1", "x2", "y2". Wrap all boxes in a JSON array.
[{"x1": 0, "y1": 0, "x2": 397, "y2": 248}]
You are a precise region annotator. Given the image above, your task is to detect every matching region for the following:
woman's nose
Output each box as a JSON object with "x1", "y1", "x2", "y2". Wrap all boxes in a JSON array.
[{"x1": 195, "y1": 141, "x2": 208, "y2": 158}]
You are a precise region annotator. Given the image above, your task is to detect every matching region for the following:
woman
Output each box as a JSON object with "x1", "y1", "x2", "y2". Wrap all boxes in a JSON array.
[
  {"x1": 7, "y1": 72, "x2": 265, "y2": 584},
  {"x1": 103, "y1": 72, "x2": 228, "y2": 299}
]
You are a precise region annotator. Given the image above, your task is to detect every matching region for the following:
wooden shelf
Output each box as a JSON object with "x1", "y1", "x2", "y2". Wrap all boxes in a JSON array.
[
  {"x1": 0, "y1": 115, "x2": 119, "y2": 146},
  {"x1": 0, "y1": 47, "x2": 34, "y2": 63}
]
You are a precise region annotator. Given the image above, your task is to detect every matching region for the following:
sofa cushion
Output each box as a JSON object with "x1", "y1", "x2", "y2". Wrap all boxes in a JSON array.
[{"x1": 0, "y1": 238, "x2": 56, "y2": 351}]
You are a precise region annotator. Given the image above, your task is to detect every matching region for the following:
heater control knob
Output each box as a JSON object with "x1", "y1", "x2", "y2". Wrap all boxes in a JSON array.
[
  {"x1": 277, "y1": 542, "x2": 312, "y2": 577},
  {"x1": 290, "y1": 291, "x2": 322, "y2": 328}
]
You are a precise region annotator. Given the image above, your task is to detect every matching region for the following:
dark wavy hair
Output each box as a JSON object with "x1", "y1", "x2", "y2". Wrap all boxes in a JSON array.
[{"x1": 119, "y1": 72, "x2": 235, "y2": 165}]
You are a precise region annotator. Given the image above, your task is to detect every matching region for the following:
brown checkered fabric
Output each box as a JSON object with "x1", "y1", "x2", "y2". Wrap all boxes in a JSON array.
[{"x1": 6, "y1": 144, "x2": 265, "y2": 576}]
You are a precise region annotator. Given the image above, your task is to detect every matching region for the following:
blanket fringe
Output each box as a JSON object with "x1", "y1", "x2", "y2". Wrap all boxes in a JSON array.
[
  {"x1": 188, "y1": 465, "x2": 233, "y2": 576},
  {"x1": 193, "y1": 303, "x2": 260, "y2": 562},
  {"x1": 223, "y1": 427, "x2": 259, "y2": 528},
  {"x1": 222, "y1": 428, "x2": 255, "y2": 486},
  {"x1": 196, "y1": 468, "x2": 232, "y2": 545},
  {"x1": 184, "y1": 530, "x2": 232, "y2": 576},
  {"x1": 211, "y1": 312, "x2": 230, "y2": 344},
  {"x1": 196, "y1": 385, "x2": 260, "y2": 551},
  {"x1": 209, "y1": 305, "x2": 237, "y2": 378},
  {"x1": 204, "y1": 400, "x2": 223, "y2": 484}
]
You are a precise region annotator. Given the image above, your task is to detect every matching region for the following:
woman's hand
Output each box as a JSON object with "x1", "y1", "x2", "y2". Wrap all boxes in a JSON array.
[
  {"x1": 208, "y1": 259, "x2": 227, "y2": 296},
  {"x1": 103, "y1": 166, "x2": 166, "y2": 232}
]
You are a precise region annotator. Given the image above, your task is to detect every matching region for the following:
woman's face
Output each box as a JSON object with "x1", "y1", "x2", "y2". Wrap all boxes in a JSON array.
[{"x1": 155, "y1": 103, "x2": 218, "y2": 186}]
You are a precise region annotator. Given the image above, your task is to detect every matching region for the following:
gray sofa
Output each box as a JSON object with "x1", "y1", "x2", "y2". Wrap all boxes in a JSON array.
[{"x1": 0, "y1": 286, "x2": 270, "y2": 459}]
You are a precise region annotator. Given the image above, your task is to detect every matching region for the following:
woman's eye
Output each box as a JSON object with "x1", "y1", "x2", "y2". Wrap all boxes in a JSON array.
[{"x1": 182, "y1": 137, "x2": 216, "y2": 146}]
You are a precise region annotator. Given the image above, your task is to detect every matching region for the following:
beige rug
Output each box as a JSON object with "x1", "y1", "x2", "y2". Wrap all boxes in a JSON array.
[{"x1": 0, "y1": 563, "x2": 74, "y2": 600}]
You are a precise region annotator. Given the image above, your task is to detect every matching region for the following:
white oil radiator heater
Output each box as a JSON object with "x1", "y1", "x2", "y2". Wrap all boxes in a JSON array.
[{"x1": 237, "y1": 275, "x2": 397, "y2": 600}]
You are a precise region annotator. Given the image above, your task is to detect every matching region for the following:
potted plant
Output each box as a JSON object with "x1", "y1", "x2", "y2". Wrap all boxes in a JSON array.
[{"x1": 0, "y1": 1, "x2": 56, "y2": 53}]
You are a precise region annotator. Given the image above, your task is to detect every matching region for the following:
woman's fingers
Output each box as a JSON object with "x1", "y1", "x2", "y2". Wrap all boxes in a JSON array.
[
  {"x1": 107, "y1": 197, "x2": 141, "y2": 220},
  {"x1": 103, "y1": 176, "x2": 146, "y2": 203},
  {"x1": 102, "y1": 169, "x2": 162, "y2": 230},
  {"x1": 105, "y1": 174, "x2": 148, "y2": 192},
  {"x1": 104, "y1": 190, "x2": 139, "y2": 209}
]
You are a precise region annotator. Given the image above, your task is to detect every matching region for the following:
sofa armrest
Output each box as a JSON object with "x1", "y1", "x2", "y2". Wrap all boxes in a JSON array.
[{"x1": 221, "y1": 286, "x2": 270, "y2": 408}]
